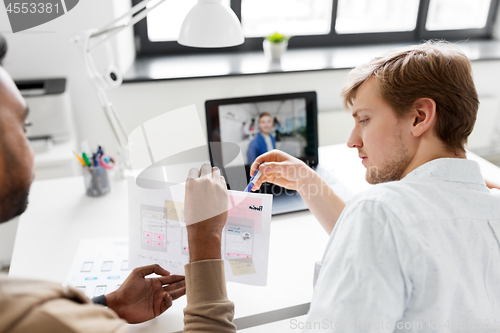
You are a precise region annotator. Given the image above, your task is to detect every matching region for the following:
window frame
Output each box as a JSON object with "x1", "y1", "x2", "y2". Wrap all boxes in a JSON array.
[{"x1": 133, "y1": 0, "x2": 500, "y2": 57}]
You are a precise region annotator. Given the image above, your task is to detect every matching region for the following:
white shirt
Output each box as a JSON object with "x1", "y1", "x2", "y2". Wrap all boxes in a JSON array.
[
  {"x1": 306, "y1": 158, "x2": 500, "y2": 332},
  {"x1": 263, "y1": 134, "x2": 274, "y2": 151}
]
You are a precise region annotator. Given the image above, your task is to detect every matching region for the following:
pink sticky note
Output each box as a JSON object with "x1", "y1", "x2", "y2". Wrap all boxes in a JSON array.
[
  {"x1": 144, "y1": 232, "x2": 152, "y2": 238},
  {"x1": 154, "y1": 241, "x2": 164, "y2": 247},
  {"x1": 154, "y1": 233, "x2": 164, "y2": 240},
  {"x1": 144, "y1": 239, "x2": 152, "y2": 244}
]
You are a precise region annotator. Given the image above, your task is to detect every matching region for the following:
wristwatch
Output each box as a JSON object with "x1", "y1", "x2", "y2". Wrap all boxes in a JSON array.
[{"x1": 91, "y1": 294, "x2": 107, "y2": 306}]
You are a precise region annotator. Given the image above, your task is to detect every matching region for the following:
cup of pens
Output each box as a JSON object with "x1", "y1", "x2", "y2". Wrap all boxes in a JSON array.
[{"x1": 74, "y1": 146, "x2": 114, "y2": 197}]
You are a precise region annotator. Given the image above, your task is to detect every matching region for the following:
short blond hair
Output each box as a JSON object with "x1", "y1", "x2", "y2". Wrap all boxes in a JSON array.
[{"x1": 341, "y1": 40, "x2": 479, "y2": 153}]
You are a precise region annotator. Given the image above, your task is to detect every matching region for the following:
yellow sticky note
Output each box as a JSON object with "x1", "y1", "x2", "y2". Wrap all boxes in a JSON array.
[
  {"x1": 164, "y1": 200, "x2": 184, "y2": 222},
  {"x1": 228, "y1": 258, "x2": 256, "y2": 276}
]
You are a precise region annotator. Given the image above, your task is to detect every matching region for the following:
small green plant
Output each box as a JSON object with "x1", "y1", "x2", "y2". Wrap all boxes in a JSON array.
[{"x1": 265, "y1": 32, "x2": 290, "y2": 44}]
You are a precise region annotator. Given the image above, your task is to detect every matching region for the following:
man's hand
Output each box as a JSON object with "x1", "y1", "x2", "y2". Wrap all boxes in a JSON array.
[
  {"x1": 251, "y1": 150, "x2": 346, "y2": 235},
  {"x1": 185, "y1": 164, "x2": 229, "y2": 262},
  {"x1": 249, "y1": 149, "x2": 313, "y2": 191},
  {"x1": 106, "y1": 264, "x2": 185, "y2": 324}
]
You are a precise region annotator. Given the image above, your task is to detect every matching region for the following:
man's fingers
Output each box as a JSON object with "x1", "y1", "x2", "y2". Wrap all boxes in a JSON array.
[
  {"x1": 133, "y1": 264, "x2": 170, "y2": 278},
  {"x1": 220, "y1": 176, "x2": 227, "y2": 190},
  {"x1": 200, "y1": 163, "x2": 212, "y2": 178},
  {"x1": 212, "y1": 166, "x2": 221, "y2": 179},
  {"x1": 250, "y1": 159, "x2": 263, "y2": 176},
  {"x1": 259, "y1": 162, "x2": 284, "y2": 174},
  {"x1": 187, "y1": 168, "x2": 199, "y2": 181},
  {"x1": 163, "y1": 280, "x2": 186, "y2": 292},
  {"x1": 161, "y1": 292, "x2": 173, "y2": 313},
  {"x1": 168, "y1": 286, "x2": 186, "y2": 300},
  {"x1": 158, "y1": 274, "x2": 185, "y2": 285},
  {"x1": 250, "y1": 153, "x2": 271, "y2": 176},
  {"x1": 250, "y1": 150, "x2": 282, "y2": 176}
]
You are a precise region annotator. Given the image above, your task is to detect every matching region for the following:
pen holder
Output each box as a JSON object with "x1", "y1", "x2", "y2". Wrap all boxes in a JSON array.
[{"x1": 83, "y1": 166, "x2": 110, "y2": 197}]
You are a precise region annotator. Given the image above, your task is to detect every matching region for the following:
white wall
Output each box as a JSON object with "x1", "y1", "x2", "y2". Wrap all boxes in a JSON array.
[
  {"x1": 109, "y1": 62, "x2": 500, "y2": 153},
  {"x1": 108, "y1": 69, "x2": 355, "y2": 149},
  {"x1": 0, "y1": 0, "x2": 135, "y2": 156}
]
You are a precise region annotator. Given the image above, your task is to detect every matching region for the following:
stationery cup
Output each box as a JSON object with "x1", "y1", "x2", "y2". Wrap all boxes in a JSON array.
[{"x1": 83, "y1": 166, "x2": 110, "y2": 197}]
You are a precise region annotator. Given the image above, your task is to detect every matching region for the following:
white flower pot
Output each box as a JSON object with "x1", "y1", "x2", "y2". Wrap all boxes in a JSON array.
[{"x1": 263, "y1": 39, "x2": 288, "y2": 61}]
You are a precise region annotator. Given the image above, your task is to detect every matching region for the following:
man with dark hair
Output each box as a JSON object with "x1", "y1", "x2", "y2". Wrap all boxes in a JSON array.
[
  {"x1": 0, "y1": 34, "x2": 236, "y2": 332},
  {"x1": 0, "y1": 34, "x2": 6, "y2": 65}
]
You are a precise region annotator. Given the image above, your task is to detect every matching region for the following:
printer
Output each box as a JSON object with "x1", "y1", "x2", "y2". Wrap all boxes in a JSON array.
[
  {"x1": 16, "y1": 78, "x2": 73, "y2": 151},
  {"x1": 15, "y1": 78, "x2": 79, "y2": 180}
]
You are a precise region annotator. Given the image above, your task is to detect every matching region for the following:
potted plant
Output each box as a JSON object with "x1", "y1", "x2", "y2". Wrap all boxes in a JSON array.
[{"x1": 263, "y1": 32, "x2": 290, "y2": 61}]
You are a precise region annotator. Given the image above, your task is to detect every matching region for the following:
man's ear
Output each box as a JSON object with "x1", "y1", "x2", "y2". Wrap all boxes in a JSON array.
[{"x1": 411, "y1": 98, "x2": 436, "y2": 138}]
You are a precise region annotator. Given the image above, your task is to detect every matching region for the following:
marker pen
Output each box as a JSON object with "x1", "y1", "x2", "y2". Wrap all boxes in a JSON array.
[{"x1": 244, "y1": 165, "x2": 263, "y2": 192}]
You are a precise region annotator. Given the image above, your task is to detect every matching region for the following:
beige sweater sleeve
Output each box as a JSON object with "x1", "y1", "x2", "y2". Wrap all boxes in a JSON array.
[
  {"x1": 0, "y1": 275, "x2": 126, "y2": 333},
  {"x1": 183, "y1": 260, "x2": 236, "y2": 332}
]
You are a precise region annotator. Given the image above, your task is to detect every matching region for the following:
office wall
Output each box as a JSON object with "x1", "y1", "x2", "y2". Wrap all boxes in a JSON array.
[
  {"x1": 108, "y1": 69, "x2": 354, "y2": 150},
  {"x1": 109, "y1": 61, "x2": 500, "y2": 154},
  {"x1": 0, "y1": 0, "x2": 135, "y2": 154}
]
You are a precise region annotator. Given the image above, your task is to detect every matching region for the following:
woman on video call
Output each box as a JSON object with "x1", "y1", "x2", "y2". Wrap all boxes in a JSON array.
[{"x1": 246, "y1": 112, "x2": 276, "y2": 164}]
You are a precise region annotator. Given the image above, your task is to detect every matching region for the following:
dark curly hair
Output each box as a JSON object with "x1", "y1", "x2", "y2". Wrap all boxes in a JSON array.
[{"x1": 0, "y1": 34, "x2": 7, "y2": 65}]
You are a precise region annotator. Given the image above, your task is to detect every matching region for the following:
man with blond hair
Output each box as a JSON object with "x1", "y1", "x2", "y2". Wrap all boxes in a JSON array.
[
  {"x1": 247, "y1": 41, "x2": 500, "y2": 331},
  {"x1": 178, "y1": 41, "x2": 500, "y2": 332}
]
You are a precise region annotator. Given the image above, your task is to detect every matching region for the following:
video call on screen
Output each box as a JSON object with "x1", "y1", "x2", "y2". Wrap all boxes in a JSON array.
[{"x1": 209, "y1": 97, "x2": 317, "y2": 192}]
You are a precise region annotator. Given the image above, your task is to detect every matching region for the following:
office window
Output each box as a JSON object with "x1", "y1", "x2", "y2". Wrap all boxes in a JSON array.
[
  {"x1": 241, "y1": 0, "x2": 333, "y2": 37},
  {"x1": 133, "y1": 0, "x2": 500, "y2": 57},
  {"x1": 146, "y1": 0, "x2": 231, "y2": 42},
  {"x1": 426, "y1": 0, "x2": 492, "y2": 30},
  {"x1": 335, "y1": 0, "x2": 420, "y2": 34}
]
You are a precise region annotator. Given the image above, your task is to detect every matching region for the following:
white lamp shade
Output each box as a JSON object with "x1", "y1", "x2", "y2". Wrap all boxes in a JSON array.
[{"x1": 178, "y1": 0, "x2": 244, "y2": 48}]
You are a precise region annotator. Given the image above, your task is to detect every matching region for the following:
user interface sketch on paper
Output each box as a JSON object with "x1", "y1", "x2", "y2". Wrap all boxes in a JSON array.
[
  {"x1": 128, "y1": 177, "x2": 273, "y2": 286},
  {"x1": 64, "y1": 238, "x2": 131, "y2": 299}
]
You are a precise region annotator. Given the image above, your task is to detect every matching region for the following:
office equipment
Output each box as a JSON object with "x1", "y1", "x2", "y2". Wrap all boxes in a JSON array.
[
  {"x1": 16, "y1": 78, "x2": 79, "y2": 180},
  {"x1": 77, "y1": 144, "x2": 112, "y2": 196},
  {"x1": 73, "y1": 151, "x2": 86, "y2": 167},
  {"x1": 83, "y1": 166, "x2": 110, "y2": 197},
  {"x1": 206, "y1": 91, "x2": 319, "y2": 214},
  {"x1": 100, "y1": 155, "x2": 115, "y2": 170},
  {"x1": 82, "y1": 152, "x2": 91, "y2": 167},
  {"x1": 244, "y1": 166, "x2": 263, "y2": 192},
  {"x1": 17, "y1": 78, "x2": 73, "y2": 150},
  {"x1": 71, "y1": 0, "x2": 244, "y2": 177}
]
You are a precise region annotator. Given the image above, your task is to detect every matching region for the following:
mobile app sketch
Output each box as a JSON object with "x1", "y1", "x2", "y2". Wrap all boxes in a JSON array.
[
  {"x1": 225, "y1": 224, "x2": 254, "y2": 259},
  {"x1": 141, "y1": 205, "x2": 167, "y2": 252}
]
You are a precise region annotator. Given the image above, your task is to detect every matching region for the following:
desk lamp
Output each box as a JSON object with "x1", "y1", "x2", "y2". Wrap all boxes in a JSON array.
[{"x1": 72, "y1": 0, "x2": 244, "y2": 177}]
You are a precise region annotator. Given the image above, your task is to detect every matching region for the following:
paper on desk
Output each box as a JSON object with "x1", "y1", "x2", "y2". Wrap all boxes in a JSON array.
[
  {"x1": 64, "y1": 238, "x2": 131, "y2": 299},
  {"x1": 128, "y1": 176, "x2": 273, "y2": 286}
]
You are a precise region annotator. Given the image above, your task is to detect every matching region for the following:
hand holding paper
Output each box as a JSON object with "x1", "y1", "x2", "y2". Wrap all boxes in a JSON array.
[{"x1": 185, "y1": 164, "x2": 229, "y2": 262}]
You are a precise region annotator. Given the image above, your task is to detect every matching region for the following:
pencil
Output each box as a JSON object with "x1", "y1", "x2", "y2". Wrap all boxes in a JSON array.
[{"x1": 73, "y1": 151, "x2": 86, "y2": 167}]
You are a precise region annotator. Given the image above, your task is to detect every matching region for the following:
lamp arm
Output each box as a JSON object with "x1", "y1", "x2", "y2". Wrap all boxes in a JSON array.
[
  {"x1": 84, "y1": 42, "x2": 129, "y2": 151},
  {"x1": 98, "y1": 0, "x2": 157, "y2": 33},
  {"x1": 89, "y1": 0, "x2": 167, "y2": 51}
]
